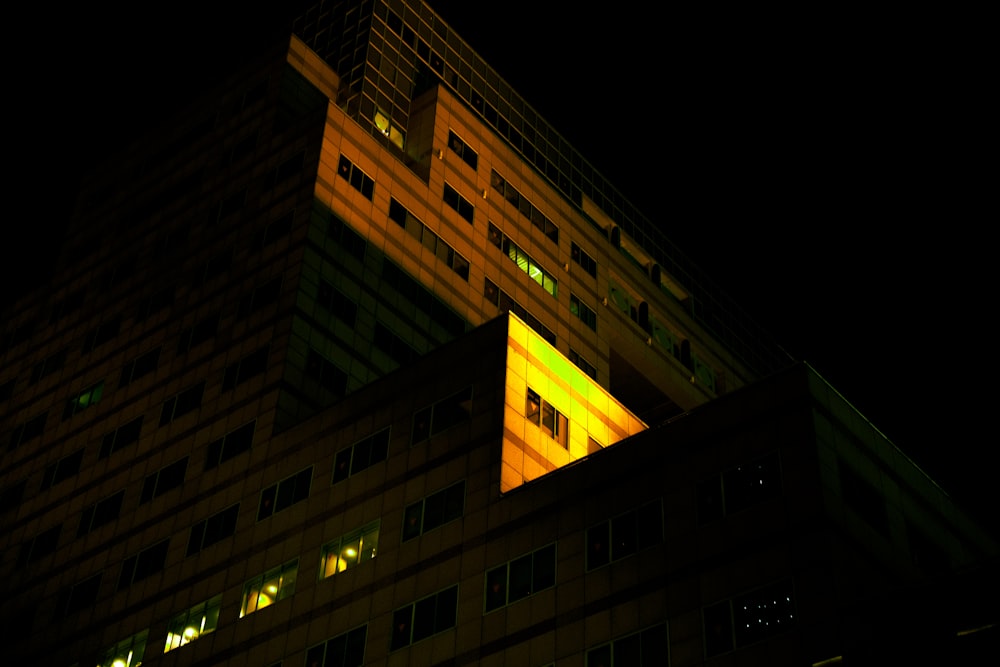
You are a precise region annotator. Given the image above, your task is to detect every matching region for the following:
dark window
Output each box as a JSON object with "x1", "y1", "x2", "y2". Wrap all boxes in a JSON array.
[
  {"x1": 0, "y1": 479, "x2": 27, "y2": 513},
  {"x1": 177, "y1": 313, "x2": 219, "y2": 353},
  {"x1": 136, "y1": 284, "x2": 175, "y2": 321},
  {"x1": 447, "y1": 130, "x2": 478, "y2": 170},
  {"x1": 40, "y1": 448, "x2": 84, "y2": 490},
  {"x1": 587, "y1": 624, "x2": 668, "y2": 667},
  {"x1": 703, "y1": 599, "x2": 734, "y2": 657},
  {"x1": 78, "y1": 490, "x2": 125, "y2": 537},
  {"x1": 491, "y1": 169, "x2": 557, "y2": 243},
  {"x1": 99, "y1": 415, "x2": 143, "y2": 458},
  {"x1": 484, "y1": 543, "x2": 556, "y2": 612},
  {"x1": 733, "y1": 580, "x2": 795, "y2": 648},
  {"x1": 119, "y1": 347, "x2": 161, "y2": 387},
  {"x1": 49, "y1": 288, "x2": 86, "y2": 324},
  {"x1": 587, "y1": 499, "x2": 662, "y2": 570},
  {"x1": 270, "y1": 150, "x2": 304, "y2": 187},
  {"x1": 118, "y1": 539, "x2": 170, "y2": 590},
  {"x1": 140, "y1": 457, "x2": 188, "y2": 504},
  {"x1": 388, "y1": 197, "x2": 470, "y2": 281},
  {"x1": 17, "y1": 524, "x2": 61, "y2": 567},
  {"x1": 337, "y1": 155, "x2": 374, "y2": 199},
  {"x1": 9, "y1": 411, "x2": 47, "y2": 450},
  {"x1": 317, "y1": 279, "x2": 358, "y2": 326},
  {"x1": 381, "y1": 260, "x2": 466, "y2": 337},
  {"x1": 82, "y1": 316, "x2": 122, "y2": 353},
  {"x1": 568, "y1": 349, "x2": 597, "y2": 380},
  {"x1": 304, "y1": 625, "x2": 367, "y2": 667},
  {"x1": 329, "y1": 214, "x2": 367, "y2": 260},
  {"x1": 305, "y1": 349, "x2": 348, "y2": 395},
  {"x1": 255, "y1": 210, "x2": 293, "y2": 248},
  {"x1": 187, "y1": 504, "x2": 239, "y2": 556},
  {"x1": 159, "y1": 381, "x2": 205, "y2": 426},
  {"x1": 402, "y1": 481, "x2": 465, "y2": 541},
  {"x1": 571, "y1": 242, "x2": 598, "y2": 278},
  {"x1": 194, "y1": 247, "x2": 233, "y2": 286},
  {"x1": 0, "y1": 377, "x2": 15, "y2": 402},
  {"x1": 205, "y1": 421, "x2": 256, "y2": 470},
  {"x1": 30, "y1": 348, "x2": 67, "y2": 384},
  {"x1": 237, "y1": 276, "x2": 283, "y2": 320},
  {"x1": 222, "y1": 345, "x2": 269, "y2": 391},
  {"x1": 443, "y1": 183, "x2": 474, "y2": 223},
  {"x1": 63, "y1": 380, "x2": 104, "y2": 420},
  {"x1": 411, "y1": 386, "x2": 473, "y2": 444},
  {"x1": 333, "y1": 428, "x2": 390, "y2": 483},
  {"x1": 373, "y1": 322, "x2": 418, "y2": 367},
  {"x1": 258, "y1": 468, "x2": 312, "y2": 520},
  {"x1": 60, "y1": 572, "x2": 102, "y2": 617},
  {"x1": 525, "y1": 386, "x2": 567, "y2": 447},
  {"x1": 216, "y1": 188, "x2": 247, "y2": 221},
  {"x1": 570, "y1": 294, "x2": 597, "y2": 331},
  {"x1": 390, "y1": 585, "x2": 459, "y2": 650},
  {"x1": 698, "y1": 453, "x2": 782, "y2": 524}
]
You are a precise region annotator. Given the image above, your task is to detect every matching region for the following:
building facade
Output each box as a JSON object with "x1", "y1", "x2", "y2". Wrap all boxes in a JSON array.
[{"x1": 1, "y1": 1, "x2": 996, "y2": 665}]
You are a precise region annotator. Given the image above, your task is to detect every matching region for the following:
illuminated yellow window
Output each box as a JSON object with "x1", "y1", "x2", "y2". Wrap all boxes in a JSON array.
[
  {"x1": 240, "y1": 558, "x2": 298, "y2": 617},
  {"x1": 164, "y1": 594, "x2": 221, "y2": 652},
  {"x1": 320, "y1": 521, "x2": 379, "y2": 578},
  {"x1": 97, "y1": 629, "x2": 147, "y2": 667}
]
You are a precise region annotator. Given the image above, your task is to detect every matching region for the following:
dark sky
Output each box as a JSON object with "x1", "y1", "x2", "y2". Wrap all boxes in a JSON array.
[{"x1": 9, "y1": 2, "x2": 993, "y2": 523}]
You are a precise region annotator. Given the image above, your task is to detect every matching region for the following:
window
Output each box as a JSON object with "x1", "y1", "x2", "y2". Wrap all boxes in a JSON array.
[
  {"x1": 135, "y1": 284, "x2": 175, "y2": 321},
  {"x1": 448, "y1": 130, "x2": 478, "y2": 170},
  {"x1": 490, "y1": 170, "x2": 558, "y2": 243},
  {"x1": 501, "y1": 237, "x2": 557, "y2": 297},
  {"x1": 374, "y1": 107, "x2": 405, "y2": 148},
  {"x1": 255, "y1": 209, "x2": 293, "y2": 248},
  {"x1": 59, "y1": 572, "x2": 102, "y2": 617},
  {"x1": 17, "y1": 524, "x2": 61, "y2": 567},
  {"x1": 381, "y1": 260, "x2": 467, "y2": 337},
  {"x1": 82, "y1": 316, "x2": 121, "y2": 353},
  {"x1": 320, "y1": 521, "x2": 379, "y2": 578},
  {"x1": 485, "y1": 279, "x2": 557, "y2": 344},
  {"x1": 222, "y1": 345, "x2": 269, "y2": 390},
  {"x1": 305, "y1": 348, "x2": 348, "y2": 395},
  {"x1": 697, "y1": 453, "x2": 782, "y2": 524},
  {"x1": 318, "y1": 279, "x2": 358, "y2": 326},
  {"x1": 78, "y1": 490, "x2": 125, "y2": 537},
  {"x1": 703, "y1": 579, "x2": 795, "y2": 657},
  {"x1": 443, "y1": 183, "x2": 474, "y2": 223},
  {"x1": 571, "y1": 242, "x2": 598, "y2": 277},
  {"x1": 216, "y1": 187, "x2": 246, "y2": 222},
  {"x1": 186, "y1": 504, "x2": 239, "y2": 556},
  {"x1": 333, "y1": 428, "x2": 389, "y2": 483},
  {"x1": 241, "y1": 559, "x2": 297, "y2": 617},
  {"x1": 0, "y1": 377, "x2": 15, "y2": 402},
  {"x1": 194, "y1": 248, "x2": 233, "y2": 286},
  {"x1": 140, "y1": 456, "x2": 188, "y2": 503},
  {"x1": 205, "y1": 420, "x2": 255, "y2": 470},
  {"x1": 159, "y1": 381, "x2": 205, "y2": 426},
  {"x1": 402, "y1": 480, "x2": 465, "y2": 541},
  {"x1": 177, "y1": 313, "x2": 219, "y2": 353},
  {"x1": 40, "y1": 448, "x2": 84, "y2": 490},
  {"x1": 30, "y1": 348, "x2": 67, "y2": 384},
  {"x1": 119, "y1": 347, "x2": 161, "y2": 387},
  {"x1": 411, "y1": 386, "x2": 473, "y2": 443},
  {"x1": 236, "y1": 276, "x2": 282, "y2": 319},
  {"x1": 9, "y1": 411, "x2": 47, "y2": 450},
  {"x1": 388, "y1": 197, "x2": 470, "y2": 281},
  {"x1": 164, "y1": 594, "x2": 222, "y2": 652},
  {"x1": 49, "y1": 288, "x2": 85, "y2": 323},
  {"x1": 63, "y1": 380, "x2": 104, "y2": 420},
  {"x1": 305, "y1": 625, "x2": 367, "y2": 667},
  {"x1": 525, "y1": 387, "x2": 568, "y2": 447},
  {"x1": 329, "y1": 214, "x2": 367, "y2": 260},
  {"x1": 390, "y1": 585, "x2": 459, "y2": 650},
  {"x1": 99, "y1": 415, "x2": 144, "y2": 459},
  {"x1": 258, "y1": 468, "x2": 312, "y2": 520},
  {"x1": 569, "y1": 349, "x2": 597, "y2": 380},
  {"x1": 96, "y1": 629, "x2": 146, "y2": 667},
  {"x1": 270, "y1": 150, "x2": 304, "y2": 187},
  {"x1": 587, "y1": 499, "x2": 663, "y2": 570},
  {"x1": 484, "y1": 543, "x2": 556, "y2": 612},
  {"x1": 570, "y1": 294, "x2": 597, "y2": 331},
  {"x1": 118, "y1": 539, "x2": 170, "y2": 590},
  {"x1": 337, "y1": 155, "x2": 374, "y2": 199},
  {"x1": 373, "y1": 322, "x2": 418, "y2": 367},
  {"x1": 587, "y1": 623, "x2": 668, "y2": 667}
]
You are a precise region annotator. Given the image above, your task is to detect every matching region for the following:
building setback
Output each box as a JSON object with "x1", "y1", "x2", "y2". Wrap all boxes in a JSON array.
[{"x1": 1, "y1": 1, "x2": 996, "y2": 665}]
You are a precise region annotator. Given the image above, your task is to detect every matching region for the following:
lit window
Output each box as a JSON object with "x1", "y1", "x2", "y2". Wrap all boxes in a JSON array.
[
  {"x1": 97, "y1": 629, "x2": 147, "y2": 667},
  {"x1": 320, "y1": 521, "x2": 380, "y2": 578},
  {"x1": 164, "y1": 594, "x2": 222, "y2": 652},
  {"x1": 525, "y1": 387, "x2": 567, "y2": 447},
  {"x1": 63, "y1": 380, "x2": 104, "y2": 420},
  {"x1": 241, "y1": 559, "x2": 297, "y2": 617}
]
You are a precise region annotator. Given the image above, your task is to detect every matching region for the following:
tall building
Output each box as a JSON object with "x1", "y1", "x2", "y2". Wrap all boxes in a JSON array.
[{"x1": 2, "y1": 1, "x2": 996, "y2": 665}]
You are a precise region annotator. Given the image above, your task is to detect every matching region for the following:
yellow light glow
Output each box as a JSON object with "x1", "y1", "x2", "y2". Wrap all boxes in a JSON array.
[{"x1": 344, "y1": 547, "x2": 357, "y2": 557}]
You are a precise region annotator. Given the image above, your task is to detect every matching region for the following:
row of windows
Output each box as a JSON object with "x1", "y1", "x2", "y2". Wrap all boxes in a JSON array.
[
  {"x1": 490, "y1": 169, "x2": 558, "y2": 244},
  {"x1": 487, "y1": 222, "x2": 558, "y2": 298},
  {"x1": 483, "y1": 277, "x2": 556, "y2": 345},
  {"x1": 388, "y1": 197, "x2": 470, "y2": 280},
  {"x1": 337, "y1": 155, "x2": 375, "y2": 200},
  {"x1": 568, "y1": 348, "x2": 597, "y2": 380}
]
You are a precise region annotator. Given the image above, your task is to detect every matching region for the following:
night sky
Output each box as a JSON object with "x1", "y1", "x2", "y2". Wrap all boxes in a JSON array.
[{"x1": 8, "y1": 2, "x2": 993, "y2": 525}]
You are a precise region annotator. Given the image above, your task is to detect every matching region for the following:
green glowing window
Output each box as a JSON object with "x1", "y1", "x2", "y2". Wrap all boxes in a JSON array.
[
  {"x1": 164, "y1": 594, "x2": 222, "y2": 652},
  {"x1": 241, "y1": 559, "x2": 297, "y2": 617},
  {"x1": 320, "y1": 521, "x2": 380, "y2": 578},
  {"x1": 63, "y1": 380, "x2": 104, "y2": 420}
]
